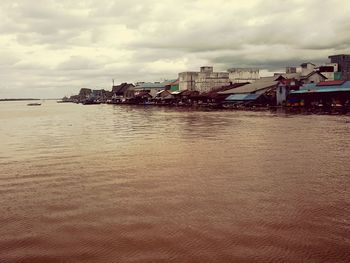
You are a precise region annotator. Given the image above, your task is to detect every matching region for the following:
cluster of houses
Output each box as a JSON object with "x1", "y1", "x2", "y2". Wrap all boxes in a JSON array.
[{"x1": 63, "y1": 54, "x2": 350, "y2": 113}]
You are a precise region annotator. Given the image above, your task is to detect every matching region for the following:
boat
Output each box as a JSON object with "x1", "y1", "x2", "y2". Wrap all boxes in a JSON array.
[{"x1": 27, "y1": 103, "x2": 41, "y2": 106}]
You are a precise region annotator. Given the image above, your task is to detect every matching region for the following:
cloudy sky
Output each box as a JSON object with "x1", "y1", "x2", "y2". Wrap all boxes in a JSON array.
[{"x1": 1, "y1": 0, "x2": 350, "y2": 98}]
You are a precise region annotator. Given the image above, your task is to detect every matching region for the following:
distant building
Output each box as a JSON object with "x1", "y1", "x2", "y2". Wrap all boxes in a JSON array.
[
  {"x1": 112, "y1": 83, "x2": 135, "y2": 102},
  {"x1": 300, "y1": 71, "x2": 327, "y2": 84},
  {"x1": 179, "y1": 66, "x2": 231, "y2": 93},
  {"x1": 227, "y1": 68, "x2": 260, "y2": 83},
  {"x1": 78, "y1": 88, "x2": 92, "y2": 98},
  {"x1": 286, "y1": 67, "x2": 297, "y2": 74},
  {"x1": 315, "y1": 63, "x2": 339, "y2": 81},
  {"x1": 134, "y1": 80, "x2": 176, "y2": 97},
  {"x1": 300, "y1": 62, "x2": 316, "y2": 76},
  {"x1": 329, "y1": 54, "x2": 350, "y2": 80}
]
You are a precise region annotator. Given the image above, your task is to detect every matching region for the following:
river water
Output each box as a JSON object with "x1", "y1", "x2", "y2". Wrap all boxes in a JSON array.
[{"x1": 0, "y1": 101, "x2": 349, "y2": 262}]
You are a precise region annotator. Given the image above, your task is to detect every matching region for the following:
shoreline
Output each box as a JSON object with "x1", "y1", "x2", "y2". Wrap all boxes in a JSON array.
[{"x1": 66, "y1": 101, "x2": 350, "y2": 116}]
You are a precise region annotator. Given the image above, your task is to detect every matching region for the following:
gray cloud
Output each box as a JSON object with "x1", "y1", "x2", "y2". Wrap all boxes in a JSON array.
[{"x1": 0, "y1": 0, "x2": 350, "y2": 98}]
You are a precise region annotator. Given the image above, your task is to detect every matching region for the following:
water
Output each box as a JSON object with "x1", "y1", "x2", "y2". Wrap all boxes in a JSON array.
[{"x1": 0, "y1": 101, "x2": 349, "y2": 262}]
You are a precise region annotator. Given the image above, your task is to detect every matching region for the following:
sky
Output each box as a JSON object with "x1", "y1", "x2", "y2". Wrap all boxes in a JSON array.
[{"x1": 1, "y1": 0, "x2": 350, "y2": 98}]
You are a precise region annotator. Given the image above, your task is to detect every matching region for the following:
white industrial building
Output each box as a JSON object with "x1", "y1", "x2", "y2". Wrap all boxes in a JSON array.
[{"x1": 179, "y1": 66, "x2": 260, "y2": 93}]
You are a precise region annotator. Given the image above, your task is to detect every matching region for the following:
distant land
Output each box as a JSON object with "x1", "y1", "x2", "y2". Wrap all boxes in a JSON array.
[{"x1": 0, "y1": 98, "x2": 41, "y2": 101}]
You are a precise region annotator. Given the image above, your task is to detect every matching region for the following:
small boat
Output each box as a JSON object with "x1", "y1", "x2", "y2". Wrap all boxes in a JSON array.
[{"x1": 27, "y1": 103, "x2": 41, "y2": 106}]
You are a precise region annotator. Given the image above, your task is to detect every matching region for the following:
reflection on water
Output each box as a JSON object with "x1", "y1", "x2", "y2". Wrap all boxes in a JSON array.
[{"x1": 0, "y1": 101, "x2": 349, "y2": 262}]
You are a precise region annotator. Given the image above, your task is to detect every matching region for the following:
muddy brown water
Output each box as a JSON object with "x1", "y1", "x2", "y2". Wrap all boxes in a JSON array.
[{"x1": 0, "y1": 101, "x2": 349, "y2": 262}]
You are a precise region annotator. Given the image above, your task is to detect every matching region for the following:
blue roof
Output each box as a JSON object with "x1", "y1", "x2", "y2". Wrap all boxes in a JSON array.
[
  {"x1": 225, "y1": 93, "x2": 261, "y2": 101},
  {"x1": 292, "y1": 87, "x2": 350, "y2": 94},
  {"x1": 291, "y1": 81, "x2": 350, "y2": 94}
]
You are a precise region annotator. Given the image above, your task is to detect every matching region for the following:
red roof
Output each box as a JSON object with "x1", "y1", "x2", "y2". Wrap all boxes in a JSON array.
[{"x1": 317, "y1": 80, "x2": 345, "y2": 86}]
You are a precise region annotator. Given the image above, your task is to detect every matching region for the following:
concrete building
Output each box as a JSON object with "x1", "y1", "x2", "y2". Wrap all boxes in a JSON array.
[
  {"x1": 227, "y1": 68, "x2": 260, "y2": 83},
  {"x1": 179, "y1": 66, "x2": 231, "y2": 93},
  {"x1": 329, "y1": 54, "x2": 350, "y2": 80},
  {"x1": 315, "y1": 63, "x2": 339, "y2": 81},
  {"x1": 300, "y1": 62, "x2": 316, "y2": 76}
]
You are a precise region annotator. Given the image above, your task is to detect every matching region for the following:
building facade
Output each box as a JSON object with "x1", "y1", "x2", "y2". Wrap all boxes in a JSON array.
[
  {"x1": 179, "y1": 66, "x2": 230, "y2": 93},
  {"x1": 227, "y1": 68, "x2": 260, "y2": 83},
  {"x1": 329, "y1": 54, "x2": 350, "y2": 80}
]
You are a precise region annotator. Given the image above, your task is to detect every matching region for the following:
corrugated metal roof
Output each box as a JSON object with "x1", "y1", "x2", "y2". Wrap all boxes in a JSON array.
[{"x1": 219, "y1": 77, "x2": 277, "y2": 94}]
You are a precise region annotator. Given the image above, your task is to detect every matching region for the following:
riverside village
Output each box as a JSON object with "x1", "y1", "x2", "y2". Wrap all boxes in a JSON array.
[{"x1": 61, "y1": 54, "x2": 350, "y2": 114}]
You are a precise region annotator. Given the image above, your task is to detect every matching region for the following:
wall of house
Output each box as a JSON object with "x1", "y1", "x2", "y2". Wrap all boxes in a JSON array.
[
  {"x1": 276, "y1": 84, "x2": 288, "y2": 106},
  {"x1": 304, "y1": 74, "x2": 326, "y2": 84},
  {"x1": 301, "y1": 63, "x2": 315, "y2": 76},
  {"x1": 228, "y1": 68, "x2": 260, "y2": 83},
  {"x1": 322, "y1": 72, "x2": 335, "y2": 81}
]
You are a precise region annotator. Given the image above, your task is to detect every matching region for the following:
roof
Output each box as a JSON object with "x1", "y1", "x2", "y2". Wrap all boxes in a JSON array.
[
  {"x1": 300, "y1": 71, "x2": 327, "y2": 80},
  {"x1": 219, "y1": 77, "x2": 277, "y2": 95},
  {"x1": 291, "y1": 81, "x2": 350, "y2": 94},
  {"x1": 155, "y1": 90, "x2": 172, "y2": 95},
  {"x1": 329, "y1": 54, "x2": 350, "y2": 58},
  {"x1": 225, "y1": 93, "x2": 261, "y2": 101},
  {"x1": 112, "y1": 83, "x2": 134, "y2": 94},
  {"x1": 200, "y1": 83, "x2": 249, "y2": 98},
  {"x1": 275, "y1": 73, "x2": 301, "y2": 81},
  {"x1": 317, "y1": 80, "x2": 345, "y2": 86}
]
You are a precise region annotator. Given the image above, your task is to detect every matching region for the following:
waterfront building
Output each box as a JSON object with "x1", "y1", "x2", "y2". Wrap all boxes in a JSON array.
[
  {"x1": 112, "y1": 83, "x2": 135, "y2": 102},
  {"x1": 178, "y1": 66, "x2": 231, "y2": 93},
  {"x1": 134, "y1": 80, "x2": 176, "y2": 98},
  {"x1": 288, "y1": 80, "x2": 350, "y2": 109},
  {"x1": 329, "y1": 54, "x2": 350, "y2": 80},
  {"x1": 90, "y1": 89, "x2": 111, "y2": 102},
  {"x1": 154, "y1": 90, "x2": 174, "y2": 103},
  {"x1": 133, "y1": 91, "x2": 153, "y2": 103},
  {"x1": 275, "y1": 77, "x2": 302, "y2": 106},
  {"x1": 78, "y1": 88, "x2": 92, "y2": 99},
  {"x1": 219, "y1": 77, "x2": 278, "y2": 105},
  {"x1": 194, "y1": 83, "x2": 250, "y2": 105}
]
